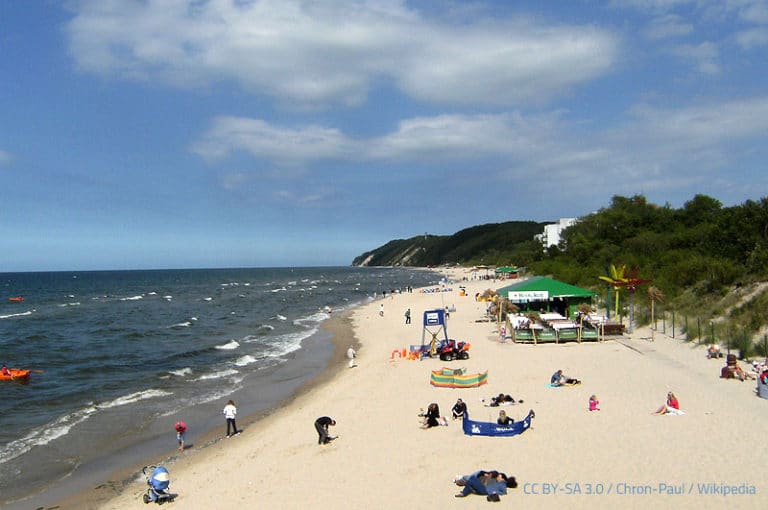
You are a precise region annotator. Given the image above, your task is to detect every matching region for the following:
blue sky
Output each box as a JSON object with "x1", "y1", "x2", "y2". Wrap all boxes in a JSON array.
[{"x1": 2, "y1": 0, "x2": 768, "y2": 272}]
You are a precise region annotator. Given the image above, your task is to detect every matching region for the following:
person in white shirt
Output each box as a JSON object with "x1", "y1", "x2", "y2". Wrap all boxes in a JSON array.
[{"x1": 223, "y1": 400, "x2": 239, "y2": 437}]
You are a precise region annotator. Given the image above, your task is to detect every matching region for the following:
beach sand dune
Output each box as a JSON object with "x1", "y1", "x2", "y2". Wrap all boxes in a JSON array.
[{"x1": 62, "y1": 269, "x2": 766, "y2": 509}]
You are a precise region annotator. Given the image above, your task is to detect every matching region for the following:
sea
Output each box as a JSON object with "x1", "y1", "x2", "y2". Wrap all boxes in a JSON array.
[{"x1": 0, "y1": 266, "x2": 439, "y2": 507}]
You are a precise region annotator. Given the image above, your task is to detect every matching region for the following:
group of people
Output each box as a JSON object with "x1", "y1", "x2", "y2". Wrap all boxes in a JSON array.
[{"x1": 169, "y1": 399, "x2": 240, "y2": 453}]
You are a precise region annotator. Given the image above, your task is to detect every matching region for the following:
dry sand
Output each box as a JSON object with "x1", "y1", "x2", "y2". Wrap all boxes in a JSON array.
[{"x1": 61, "y1": 268, "x2": 766, "y2": 509}]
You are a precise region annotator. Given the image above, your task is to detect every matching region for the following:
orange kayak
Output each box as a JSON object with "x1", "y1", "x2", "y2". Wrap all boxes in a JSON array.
[
  {"x1": 8, "y1": 297, "x2": 24, "y2": 302},
  {"x1": 0, "y1": 369, "x2": 30, "y2": 381}
]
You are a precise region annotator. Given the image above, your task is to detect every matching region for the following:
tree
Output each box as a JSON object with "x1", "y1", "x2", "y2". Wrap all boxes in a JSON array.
[{"x1": 647, "y1": 286, "x2": 664, "y2": 341}]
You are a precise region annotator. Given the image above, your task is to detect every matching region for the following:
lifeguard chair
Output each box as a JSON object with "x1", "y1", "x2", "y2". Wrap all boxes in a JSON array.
[{"x1": 420, "y1": 309, "x2": 449, "y2": 357}]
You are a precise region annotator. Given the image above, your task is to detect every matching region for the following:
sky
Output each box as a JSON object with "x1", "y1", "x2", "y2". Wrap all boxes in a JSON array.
[{"x1": 1, "y1": 0, "x2": 768, "y2": 272}]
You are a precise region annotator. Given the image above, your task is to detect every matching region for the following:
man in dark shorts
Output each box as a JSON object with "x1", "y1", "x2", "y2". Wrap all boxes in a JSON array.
[{"x1": 314, "y1": 416, "x2": 336, "y2": 445}]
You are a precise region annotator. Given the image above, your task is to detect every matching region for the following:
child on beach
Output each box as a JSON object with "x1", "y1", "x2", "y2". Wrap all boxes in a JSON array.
[
  {"x1": 175, "y1": 421, "x2": 187, "y2": 451},
  {"x1": 589, "y1": 395, "x2": 600, "y2": 411}
]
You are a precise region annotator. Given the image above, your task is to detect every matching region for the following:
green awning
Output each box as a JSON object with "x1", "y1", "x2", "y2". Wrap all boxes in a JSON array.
[{"x1": 497, "y1": 276, "x2": 595, "y2": 301}]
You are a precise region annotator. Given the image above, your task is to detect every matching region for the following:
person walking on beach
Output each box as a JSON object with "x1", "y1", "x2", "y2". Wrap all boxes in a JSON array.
[
  {"x1": 405, "y1": 308, "x2": 411, "y2": 324},
  {"x1": 175, "y1": 420, "x2": 187, "y2": 451},
  {"x1": 314, "y1": 416, "x2": 336, "y2": 444},
  {"x1": 347, "y1": 345, "x2": 357, "y2": 368},
  {"x1": 223, "y1": 400, "x2": 239, "y2": 437}
]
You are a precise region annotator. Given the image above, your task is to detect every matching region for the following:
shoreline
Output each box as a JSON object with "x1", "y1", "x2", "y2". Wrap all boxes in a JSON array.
[
  {"x1": 28, "y1": 310, "x2": 360, "y2": 510},
  {"x1": 44, "y1": 268, "x2": 768, "y2": 508}
]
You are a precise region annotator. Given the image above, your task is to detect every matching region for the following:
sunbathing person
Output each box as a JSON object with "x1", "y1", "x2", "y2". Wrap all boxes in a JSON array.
[
  {"x1": 454, "y1": 470, "x2": 518, "y2": 500},
  {"x1": 551, "y1": 369, "x2": 581, "y2": 386},
  {"x1": 420, "y1": 403, "x2": 442, "y2": 428},
  {"x1": 497, "y1": 410, "x2": 513, "y2": 425},
  {"x1": 720, "y1": 354, "x2": 754, "y2": 381},
  {"x1": 654, "y1": 392, "x2": 683, "y2": 415},
  {"x1": 487, "y1": 393, "x2": 517, "y2": 406}
]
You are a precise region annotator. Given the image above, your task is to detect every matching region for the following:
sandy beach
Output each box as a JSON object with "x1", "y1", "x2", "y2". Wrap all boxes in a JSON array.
[{"x1": 54, "y1": 268, "x2": 766, "y2": 509}]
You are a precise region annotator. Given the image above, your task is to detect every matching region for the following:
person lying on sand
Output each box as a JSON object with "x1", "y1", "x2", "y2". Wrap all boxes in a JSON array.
[
  {"x1": 551, "y1": 369, "x2": 581, "y2": 387},
  {"x1": 454, "y1": 470, "x2": 518, "y2": 500},
  {"x1": 484, "y1": 393, "x2": 521, "y2": 406}
]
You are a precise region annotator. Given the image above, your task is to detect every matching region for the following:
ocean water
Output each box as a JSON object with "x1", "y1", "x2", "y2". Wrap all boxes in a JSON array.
[{"x1": 0, "y1": 267, "x2": 437, "y2": 506}]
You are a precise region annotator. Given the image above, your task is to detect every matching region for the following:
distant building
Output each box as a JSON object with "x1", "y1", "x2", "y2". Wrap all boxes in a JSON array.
[{"x1": 536, "y1": 218, "x2": 577, "y2": 249}]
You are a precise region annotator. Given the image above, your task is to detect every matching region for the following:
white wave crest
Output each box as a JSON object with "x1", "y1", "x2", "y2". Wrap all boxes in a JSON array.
[
  {"x1": 168, "y1": 367, "x2": 193, "y2": 377},
  {"x1": 194, "y1": 368, "x2": 239, "y2": 381},
  {"x1": 294, "y1": 311, "x2": 328, "y2": 326},
  {"x1": 215, "y1": 340, "x2": 240, "y2": 350},
  {"x1": 0, "y1": 405, "x2": 97, "y2": 464},
  {"x1": 0, "y1": 389, "x2": 170, "y2": 465},
  {"x1": 234, "y1": 355, "x2": 257, "y2": 367},
  {"x1": 120, "y1": 295, "x2": 143, "y2": 301},
  {"x1": 264, "y1": 328, "x2": 318, "y2": 358},
  {"x1": 0, "y1": 310, "x2": 34, "y2": 319},
  {"x1": 95, "y1": 389, "x2": 172, "y2": 410}
]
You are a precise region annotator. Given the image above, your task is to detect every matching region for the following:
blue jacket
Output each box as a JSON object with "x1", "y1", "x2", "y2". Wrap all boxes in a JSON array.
[{"x1": 463, "y1": 471, "x2": 508, "y2": 496}]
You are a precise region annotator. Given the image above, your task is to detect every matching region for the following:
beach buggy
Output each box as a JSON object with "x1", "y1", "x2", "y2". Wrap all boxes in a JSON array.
[{"x1": 142, "y1": 465, "x2": 177, "y2": 504}]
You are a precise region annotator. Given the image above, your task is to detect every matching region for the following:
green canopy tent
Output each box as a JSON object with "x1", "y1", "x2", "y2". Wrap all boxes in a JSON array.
[
  {"x1": 496, "y1": 276, "x2": 595, "y2": 319},
  {"x1": 494, "y1": 266, "x2": 519, "y2": 279}
]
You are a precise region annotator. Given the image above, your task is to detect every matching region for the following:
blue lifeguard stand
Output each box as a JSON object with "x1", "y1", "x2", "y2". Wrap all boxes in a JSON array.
[{"x1": 420, "y1": 309, "x2": 448, "y2": 356}]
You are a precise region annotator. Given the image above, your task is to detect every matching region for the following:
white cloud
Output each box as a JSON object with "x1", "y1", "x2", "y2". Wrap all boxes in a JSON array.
[
  {"x1": 193, "y1": 111, "x2": 564, "y2": 166},
  {"x1": 273, "y1": 187, "x2": 337, "y2": 206},
  {"x1": 671, "y1": 41, "x2": 720, "y2": 73},
  {"x1": 736, "y1": 27, "x2": 768, "y2": 48},
  {"x1": 644, "y1": 14, "x2": 693, "y2": 39},
  {"x1": 191, "y1": 116, "x2": 356, "y2": 163},
  {"x1": 66, "y1": 0, "x2": 618, "y2": 108},
  {"x1": 191, "y1": 94, "x2": 768, "y2": 206},
  {"x1": 738, "y1": 1, "x2": 768, "y2": 24},
  {"x1": 628, "y1": 96, "x2": 768, "y2": 146}
]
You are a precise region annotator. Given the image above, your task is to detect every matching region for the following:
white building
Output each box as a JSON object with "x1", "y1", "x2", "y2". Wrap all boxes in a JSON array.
[{"x1": 536, "y1": 218, "x2": 577, "y2": 248}]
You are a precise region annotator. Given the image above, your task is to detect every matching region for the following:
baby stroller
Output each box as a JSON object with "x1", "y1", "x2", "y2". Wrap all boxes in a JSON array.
[{"x1": 142, "y1": 465, "x2": 177, "y2": 504}]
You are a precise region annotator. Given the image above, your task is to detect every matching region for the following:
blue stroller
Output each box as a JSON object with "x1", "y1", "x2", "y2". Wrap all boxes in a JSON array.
[{"x1": 142, "y1": 465, "x2": 177, "y2": 504}]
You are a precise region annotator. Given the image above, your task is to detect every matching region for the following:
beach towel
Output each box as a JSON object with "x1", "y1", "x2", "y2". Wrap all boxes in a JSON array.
[{"x1": 462, "y1": 410, "x2": 535, "y2": 437}]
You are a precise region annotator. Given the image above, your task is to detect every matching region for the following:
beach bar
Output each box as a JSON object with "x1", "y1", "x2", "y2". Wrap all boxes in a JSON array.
[{"x1": 498, "y1": 276, "x2": 598, "y2": 344}]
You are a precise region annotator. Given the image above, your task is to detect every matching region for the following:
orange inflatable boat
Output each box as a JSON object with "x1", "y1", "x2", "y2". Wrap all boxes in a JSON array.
[{"x1": 0, "y1": 369, "x2": 30, "y2": 381}]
